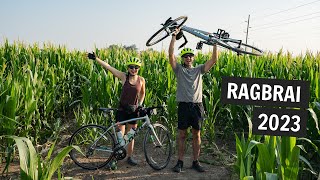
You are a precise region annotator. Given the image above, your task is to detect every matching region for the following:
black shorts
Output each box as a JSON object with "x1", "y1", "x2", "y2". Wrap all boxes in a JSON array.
[
  {"x1": 178, "y1": 102, "x2": 205, "y2": 130},
  {"x1": 115, "y1": 110, "x2": 138, "y2": 125}
]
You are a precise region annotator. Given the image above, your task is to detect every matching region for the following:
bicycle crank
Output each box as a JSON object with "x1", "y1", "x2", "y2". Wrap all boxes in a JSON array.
[{"x1": 113, "y1": 147, "x2": 127, "y2": 160}]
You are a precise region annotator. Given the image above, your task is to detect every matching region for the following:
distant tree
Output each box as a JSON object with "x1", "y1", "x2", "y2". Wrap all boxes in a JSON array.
[
  {"x1": 107, "y1": 44, "x2": 138, "y2": 52},
  {"x1": 123, "y1": 44, "x2": 138, "y2": 51},
  {"x1": 108, "y1": 44, "x2": 122, "y2": 50}
]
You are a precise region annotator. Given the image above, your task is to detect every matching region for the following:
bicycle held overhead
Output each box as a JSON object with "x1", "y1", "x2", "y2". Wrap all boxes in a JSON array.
[{"x1": 146, "y1": 16, "x2": 264, "y2": 56}]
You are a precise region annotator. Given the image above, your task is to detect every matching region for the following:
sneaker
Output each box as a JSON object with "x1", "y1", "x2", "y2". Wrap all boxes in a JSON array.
[
  {"x1": 127, "y1": 156, "x2": 138, "y2": 166},
  {"x1": 172, "y1": 160, "x2": 183, "y2": 173},
  {"x1": 192, "y1": 160, "x2": 205, "y2": 172}
]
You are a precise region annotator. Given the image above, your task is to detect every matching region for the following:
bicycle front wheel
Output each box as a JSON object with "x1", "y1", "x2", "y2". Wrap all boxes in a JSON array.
[
  {"x1": 146, "y1": 16, "x2": 188, "y2": 46},
  {"x1": 69, "y1": 125, "x2": 115, "y2": 170},
  {"x1": 143, "y1": 123, "x2": 172, "y2": 170}
]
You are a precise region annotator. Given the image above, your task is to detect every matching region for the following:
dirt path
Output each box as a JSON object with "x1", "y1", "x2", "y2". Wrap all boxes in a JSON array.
[
  {"x1": 1, "y1": 133, "x2": 235, "y2": 180},
  {"x1": 62, "y1": 155, "x2": 231, "y2": 180},
  {"x1": 61, "y1": 134, "x2": 234, "y2": 180}
]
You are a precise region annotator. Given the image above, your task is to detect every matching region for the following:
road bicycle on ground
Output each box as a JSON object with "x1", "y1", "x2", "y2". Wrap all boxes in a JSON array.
[
  {"x1": 69, "y1": 106, "x2": 172, "y2": 170},
  {"x1": 146, "y1": 16, "x2": 263, "y2": 56}
]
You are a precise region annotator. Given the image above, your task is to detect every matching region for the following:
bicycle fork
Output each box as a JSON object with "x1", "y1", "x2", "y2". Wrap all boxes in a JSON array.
[{"x1": 148, "y1": 124, "x2": 163, "y2": 147}]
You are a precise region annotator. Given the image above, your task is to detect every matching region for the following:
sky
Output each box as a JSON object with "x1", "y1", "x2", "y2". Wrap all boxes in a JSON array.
[{"x1": 1, "y1": 0, "x2": 320, "y2": 56}]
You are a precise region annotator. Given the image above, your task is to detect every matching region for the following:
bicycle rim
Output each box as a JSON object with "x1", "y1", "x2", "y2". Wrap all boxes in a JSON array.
[
  {"x1": 146, "y1": 16, "x2": 188, "y2": 46},
  {"x1": 143, "y1": 123, "x2": 172, "y2": 170},
  {"x1": 217, "y1": 39, "x2": 264, "y2": 56},
  {"x1": 69, "y1": 125, "x2": 115, "y2": 170}
]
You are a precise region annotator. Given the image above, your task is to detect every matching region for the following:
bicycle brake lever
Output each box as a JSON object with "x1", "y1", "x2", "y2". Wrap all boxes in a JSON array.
[
  {"x1": 178, "y1": 34, "x2": 188, "y2": 49},
  {"x1": 164, "y1": 17, "x2": 172, "y2": 25},
  {"x1": 175, "y1": 31, "x2": 183, "y2": 40}
]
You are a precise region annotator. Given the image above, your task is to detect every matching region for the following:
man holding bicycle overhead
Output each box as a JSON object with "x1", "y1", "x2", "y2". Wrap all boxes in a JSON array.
[
  {"x1": 87, "y1": 52, "x2": 146, "y2": 166},
  {"x1": 169, "y1": 28, "x2": 218, "y2": 173}
]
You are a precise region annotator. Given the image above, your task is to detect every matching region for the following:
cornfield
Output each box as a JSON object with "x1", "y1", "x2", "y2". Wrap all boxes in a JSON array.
[{"x1": 0, "y1": 40, "x2": 319, "y2": 179}]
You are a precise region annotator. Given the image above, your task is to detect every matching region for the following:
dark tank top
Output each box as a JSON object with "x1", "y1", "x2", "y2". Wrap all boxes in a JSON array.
[{"x1": 119, "y1": 75, "x2": 141, "y2": 108}]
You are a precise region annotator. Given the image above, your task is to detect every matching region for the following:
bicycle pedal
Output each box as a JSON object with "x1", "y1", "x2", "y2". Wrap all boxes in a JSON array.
[{"x1": 110, "y1": 160, "x2": 118, "y2": 170}]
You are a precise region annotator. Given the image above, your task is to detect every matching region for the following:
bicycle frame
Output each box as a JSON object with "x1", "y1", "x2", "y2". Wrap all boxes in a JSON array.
[
  {"x1": 181, "y1": 25, "x2": 242, "y2": 46},
  {"x1": 90, "y1": 114, "x2": 162, "y2": 153}
]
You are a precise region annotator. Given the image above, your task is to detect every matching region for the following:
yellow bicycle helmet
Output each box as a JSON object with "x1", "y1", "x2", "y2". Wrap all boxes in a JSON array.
[
  {"x1": 126, "y1": 57, "x2": 142, "y2": 66},
  {"x1": 180, "y1": 48, "x2": 194, "y2": 57}
]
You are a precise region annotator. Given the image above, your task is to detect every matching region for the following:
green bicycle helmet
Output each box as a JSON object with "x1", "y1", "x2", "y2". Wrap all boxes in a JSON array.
[
  {"x1": 126, "y1": 57, "x2": 142, "y2": 66},
  {"x1": 180, "y1": 48, "x2": 194, "y2": 57}
]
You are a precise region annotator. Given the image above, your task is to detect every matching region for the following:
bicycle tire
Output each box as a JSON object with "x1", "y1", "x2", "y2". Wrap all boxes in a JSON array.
[
  {"x1": 214, "y1": 39, "x2": 263, "y2": 56},
  {"x1": 69, "y1": 124, "x2": 115, "y2": 170},
  {"x1": 143, "y1": 123, "x2": 172, "y2": 170},
  {"x1": 146, "y1": 16, "x2": 188, "y2": 46}
]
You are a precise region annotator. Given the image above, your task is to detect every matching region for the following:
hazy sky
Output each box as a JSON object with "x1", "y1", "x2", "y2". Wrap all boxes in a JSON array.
[{"x1": 1, "y1": 0, "x2": 320, "y2": 55}]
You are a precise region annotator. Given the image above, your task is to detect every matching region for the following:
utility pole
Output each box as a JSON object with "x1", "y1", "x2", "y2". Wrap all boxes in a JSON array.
[{"x1": 245, "y1": 14, "x2": 250, "y2": 44}]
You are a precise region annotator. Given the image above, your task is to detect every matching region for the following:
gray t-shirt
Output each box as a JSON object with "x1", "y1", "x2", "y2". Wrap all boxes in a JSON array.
[{"x1": 173, "y1": 63, "x2": 205, "y2": 103}]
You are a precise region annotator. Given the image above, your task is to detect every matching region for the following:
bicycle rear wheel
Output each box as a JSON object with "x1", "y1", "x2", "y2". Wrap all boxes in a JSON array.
[
  {"x1": 146, "y1": 16, "x2": 188, "y2": 46},
  {"x1": 69, "y1": 125, "x2": 115, "y2": 170},
  {"x1": 143, "y1": 123, "x2": 172, "y2": 170},
  {"x1": 217, "y1": 39, "x2": 263, "y2": 56}
]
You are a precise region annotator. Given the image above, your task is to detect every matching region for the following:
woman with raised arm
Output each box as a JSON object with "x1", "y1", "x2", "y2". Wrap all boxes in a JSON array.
[{"x1": 88, "y1": 52, "x2": 146, "y2": 166}]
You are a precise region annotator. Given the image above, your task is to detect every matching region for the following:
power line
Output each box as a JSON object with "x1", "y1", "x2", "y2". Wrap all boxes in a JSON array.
[
  {"x1": 228, "y1": 1, "x2": 320, "y2": 40},
  {"x1": 251, "y1": 0, "x2": 320, "y2": 21},
  {"x1": 225, "y1": 1, "x2": 320, "y2": 43},
  {"x1": 253, "y1": 11, "x2": 320, "y2": 29},
  {"x1": 251, "y1": 15, "x2": 320, "y2": 31},
  {"x1": 250, "y1": 30, "x2": 320, "y2": 41},
  {"x1": 251, "y1": 28, "x2": 320, "y2": 39},
  {"x1": 259, "y1": 34, "x2": 320, "y2": 41}
]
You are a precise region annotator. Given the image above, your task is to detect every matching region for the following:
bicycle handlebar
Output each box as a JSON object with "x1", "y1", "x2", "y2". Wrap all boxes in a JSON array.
[
  {"x1": 138, "y1": 105, "x2": 165, "y2": 117},
  {"x1": 98, "y1": 106, "x2": 165, "y2": 116}
]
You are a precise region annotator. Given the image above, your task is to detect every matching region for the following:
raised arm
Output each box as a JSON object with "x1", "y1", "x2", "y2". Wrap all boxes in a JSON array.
[
  {"x1": 88, "y1": 52, "x2": 126, "y2": 83},
  {"x1": 169, "y1": 29, "x2": 180, "y2": 70},
  {"x1": 204, "y1": 44, "x2": 218, "y2": 73},
  {"x1": 95, "y1": 57, "x2": 126, "y2": 83}
]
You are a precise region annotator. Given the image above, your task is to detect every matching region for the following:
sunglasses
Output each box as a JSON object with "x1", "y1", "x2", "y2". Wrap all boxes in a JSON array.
[
  {"x1": 128, "y1": 65, "x2": 140, "y2": 70},
  {"x1": 182, "y1": 54, "x2": 194, "y2": 58}
]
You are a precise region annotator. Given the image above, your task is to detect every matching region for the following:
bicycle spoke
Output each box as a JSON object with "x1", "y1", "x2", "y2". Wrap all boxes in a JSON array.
[{"x1": 160, "y1": 135, "x2": 168, "y2": 145}]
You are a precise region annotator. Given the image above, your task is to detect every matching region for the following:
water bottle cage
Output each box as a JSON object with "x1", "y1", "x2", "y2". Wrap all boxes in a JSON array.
[{"x1": 124, "y1": 134, "x2": 134, "y2": 142}]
